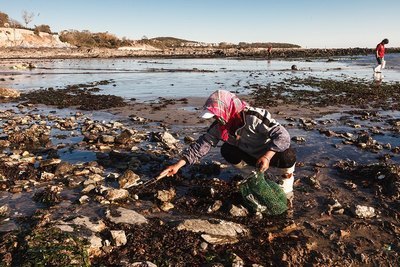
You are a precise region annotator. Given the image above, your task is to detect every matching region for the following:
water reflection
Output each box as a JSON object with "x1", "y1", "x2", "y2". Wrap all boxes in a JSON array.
[{"x1": 373, "y1": 72, "x2": 383, "y2": 86}]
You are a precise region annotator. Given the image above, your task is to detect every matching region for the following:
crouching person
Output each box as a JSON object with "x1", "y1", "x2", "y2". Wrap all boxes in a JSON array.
[{"x1": 160, "y1": 90, "x2": 296, "y2": 197}]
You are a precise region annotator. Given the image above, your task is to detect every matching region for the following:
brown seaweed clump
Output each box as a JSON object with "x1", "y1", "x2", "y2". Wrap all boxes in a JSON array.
[{"x1": 20, "y1": 81, "x2": 126, "y2": 110}]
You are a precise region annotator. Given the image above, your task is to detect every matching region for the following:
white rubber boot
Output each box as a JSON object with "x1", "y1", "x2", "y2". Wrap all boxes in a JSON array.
[
  {"x1": 374, "y1": 64, "x2": 382, "y2": 73},
  {"x1": 277, "y1": 164, "x2": 295, "y2": 194},
  {"x1": 280, "y1": 175, "x2": 294, "y2": 194}
]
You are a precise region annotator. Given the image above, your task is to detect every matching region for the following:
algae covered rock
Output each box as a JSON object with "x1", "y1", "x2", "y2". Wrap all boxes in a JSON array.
[{"x1": 21, "y1": 227, "x2": 90, "y2": 266}]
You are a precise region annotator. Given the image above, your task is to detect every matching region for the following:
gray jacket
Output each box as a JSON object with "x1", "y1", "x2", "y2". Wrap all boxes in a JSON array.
[{"x1": 182, "y1": 106, "x2": 291, "y2": 164}]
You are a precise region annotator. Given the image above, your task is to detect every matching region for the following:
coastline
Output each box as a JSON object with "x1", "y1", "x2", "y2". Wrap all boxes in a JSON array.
[{"x1": 1, "y1": 46, "x2": 399, "y2": 60}]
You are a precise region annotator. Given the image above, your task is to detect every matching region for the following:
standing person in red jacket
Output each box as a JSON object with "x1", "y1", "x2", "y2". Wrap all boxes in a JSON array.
[{"x1": 374, "y1": 38, "x2": 389, "y2": 73}]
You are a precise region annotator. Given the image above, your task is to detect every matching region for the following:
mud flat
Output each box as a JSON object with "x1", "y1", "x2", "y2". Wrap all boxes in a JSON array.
[{"x1": 0, "y1": 78, "x2": 399, "y2": 266}]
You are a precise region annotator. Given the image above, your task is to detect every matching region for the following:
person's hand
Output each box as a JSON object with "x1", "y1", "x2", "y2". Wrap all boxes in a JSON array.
[
  {"x1": 256, "y1": 156, "x2": 271, "y2": 172},
  {"x1": 159, "y1": 164, "x2": 180, "y2": 177},
  {"x1": 159, "y1": 159, "x2": 187, "y2": 177}
]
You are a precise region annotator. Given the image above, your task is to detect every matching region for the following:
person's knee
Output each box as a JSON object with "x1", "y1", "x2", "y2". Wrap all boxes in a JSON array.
[{"x1": 279, "y1": 147, "x2": 296, "y2": 168}]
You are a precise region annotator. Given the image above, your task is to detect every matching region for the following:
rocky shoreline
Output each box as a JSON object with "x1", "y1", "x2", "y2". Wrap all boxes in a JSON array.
[
  {"x1": 1, "y1": 46, "x2": 400, "y2": 59},
  {"x1": 0, "y1": 77, "x2": 399, "y2": 266}
]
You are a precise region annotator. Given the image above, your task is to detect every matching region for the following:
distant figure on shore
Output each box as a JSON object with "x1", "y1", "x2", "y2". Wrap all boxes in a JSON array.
[
  {"x1": 374, "y1": 38, "x2": 389, "y2": 73},
  {"x1": 267, "y1": 45, "x2": 272, "y2": 58}
]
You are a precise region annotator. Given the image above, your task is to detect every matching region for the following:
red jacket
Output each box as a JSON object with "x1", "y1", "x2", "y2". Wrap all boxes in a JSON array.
[{"x1": 376, "y1": 43, "x2": 385, "y2": 58}]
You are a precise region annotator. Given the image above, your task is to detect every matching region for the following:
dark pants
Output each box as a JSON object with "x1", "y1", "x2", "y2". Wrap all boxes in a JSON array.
[
  {"x1": 220, "y1": 143, "x2": 296, "y2": 169},
  {"x1": 376, "y1": 57, "x2": 383, "y2": 64}
]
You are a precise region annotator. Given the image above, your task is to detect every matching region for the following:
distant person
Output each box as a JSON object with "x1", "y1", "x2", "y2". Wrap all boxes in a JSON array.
[
  {"x1": 374, "y1": 38, "x2": 389, "y2": 73},
  {"x1": 267, "y1": 45, "x2": 272, "y2": 58},
  {"x1": 159, "y1": 90, "x2": 297, "y2": 197}
]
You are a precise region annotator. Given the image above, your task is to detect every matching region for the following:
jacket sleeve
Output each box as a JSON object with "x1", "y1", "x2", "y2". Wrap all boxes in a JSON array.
[{"x1": 181, "y1": 124, "x2": 220, "y2": 165}]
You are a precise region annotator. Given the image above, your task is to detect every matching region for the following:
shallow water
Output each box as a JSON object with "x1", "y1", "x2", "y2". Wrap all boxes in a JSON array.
[
  {"x1": 1, "y1": 54, "x2": 400, "y2": 101},
  {"x1": 1, "y1": 55, "x2": 400, "y2": 234}
]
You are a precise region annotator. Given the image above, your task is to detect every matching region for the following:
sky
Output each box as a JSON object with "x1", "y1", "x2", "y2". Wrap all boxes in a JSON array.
[{"x1": 1, "y1": 0, "x2": 399, "y2": 48}]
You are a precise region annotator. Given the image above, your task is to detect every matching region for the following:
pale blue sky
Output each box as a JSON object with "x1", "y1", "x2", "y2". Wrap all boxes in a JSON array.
[{"x1": 1, "y1": 0, "x2": 399, "y2": 48}]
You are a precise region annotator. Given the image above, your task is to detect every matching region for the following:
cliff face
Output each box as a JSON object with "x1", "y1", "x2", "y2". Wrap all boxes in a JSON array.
[{"x1": 0, "y1": 27, "x2": 71, "y2": 48}]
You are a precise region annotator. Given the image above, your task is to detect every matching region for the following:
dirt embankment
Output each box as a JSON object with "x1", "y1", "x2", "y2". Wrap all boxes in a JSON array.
[{"x1": 0, "y1": 27, "x2": 70, "y2": 48}]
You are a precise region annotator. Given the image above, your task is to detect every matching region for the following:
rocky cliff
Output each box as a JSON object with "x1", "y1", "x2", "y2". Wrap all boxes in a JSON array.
[{"x1": 0, "y1": 27, "x2": 71, "y2": 48}]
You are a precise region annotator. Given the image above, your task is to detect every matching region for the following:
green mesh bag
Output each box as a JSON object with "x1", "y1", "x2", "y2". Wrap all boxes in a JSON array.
[{"x1": 239, "y1": 171, "x2": 288, "y2": 215}]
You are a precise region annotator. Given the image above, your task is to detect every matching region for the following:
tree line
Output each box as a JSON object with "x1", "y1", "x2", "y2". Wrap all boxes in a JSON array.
[{"x1": 0, "y1": 10, "x2": 300, "y2": 49}]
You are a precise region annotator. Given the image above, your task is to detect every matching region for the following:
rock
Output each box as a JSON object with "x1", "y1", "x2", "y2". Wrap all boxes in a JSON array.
[
  {"x1": 110, "y1": 230, "x2": 127, "y2": 246},
  {"x1": 115, "y1": 130, "x2": 133, "y2": 144},
  {"x1": 291, "y1": 64, "x2": 298, "y2": 70},
  {"x1": 72, "y1": 216, "x2": 107, "y2": 232},
  {"x1": 33, "y1": 185, "x2": 62, "y2": 205},
  {"x1": 304, "y1": 169, "x2": 321, "y2": 189},
  {"x1": 104, "y1": 188, "x2": 129, "y2": 201},
  {"x1": 55, "y1": 162, "x2": 75, "y2": 176},
  {"x1": 160, "y1": 202, "x2": 174, "y2": 211},
  {"x1": 101, "y1": 135, "x2": 115, "y2": 143},
  {"x1": 130, "y1": 262, "x2": 157, "y2": 267},
  {"x1": 229, "y1": 204, "x2": 249, "y2": 217},
  {"x1": 0, "y1": 204, "x2": 10, "y2": 216},
  {"x1": 40, "y1": 171, "x2": 55, "y2": 181},
  {"x1": 156, "y1": 188, "x2": 176, "y2": 202},
  {"x1": 176, "y1": 219, "x2": 248, "y2": 245},
  {"x1": 353, "y1": 205, "x2": 376, "y2": 218},
  {"x1": 0, "y1": 140, "x2": 10, "y2": 147},
  {"x1": 200, "y1": 242, "x2": 208, "y2": 251},
  {"x1": 106, "y1": 207, "x2": 148, "y2": 225},
  {"x1": 79, "y1": 195, "x2": 90, "y2": 204},
  {"x1": 74, "y1": 169, "x2": 91, "y2": 176},
  {"x1": 39, "y1": 158, "x2": 62, "y2": 168},
  {"x1": 82, "y1": 184, "x2": 96, "y2": 193},
  {"x1": 292, "y1": 136, "x2": 306, "y2": 143},
  {"x1": 207, "y1": 200, "x2": 223, "y2": 213},
  {"x1": 232, "y1": 253, "x2": 245, "y2": 267},
  {"x1": 326, "y1": 198, "x2": 344, "y2": 215},
  {"x1": 152, "y1": 131, "x2": 178, "y2": 148},
  {"x1": 118, "y1": 170, "x2": 141, "y2": 189},
  {"x1": 0, "y1": 88, "x2": 20, "y2": 98}
]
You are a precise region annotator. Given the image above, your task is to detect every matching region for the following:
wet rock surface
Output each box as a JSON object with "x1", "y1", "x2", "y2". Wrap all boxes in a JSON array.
[{"x1": 0, "y1": 78, "x2": 399, "y2": 266}]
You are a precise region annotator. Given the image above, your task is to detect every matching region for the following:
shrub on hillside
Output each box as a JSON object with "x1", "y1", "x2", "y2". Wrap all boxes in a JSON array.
[
  {"x1": 0, "y1": 11, "x2": 9, "y2": 26},
  {"x1": 59, "y1": 30, "x2": 128, "y2": 48},
  {"x1": 34, "y1": 24, "x2": 52, "y2": 35}
]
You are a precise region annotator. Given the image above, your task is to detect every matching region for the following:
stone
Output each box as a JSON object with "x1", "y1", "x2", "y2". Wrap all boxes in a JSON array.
[
  {"x1": 160, "y1": 202, "x2": 174, "y2": 211},
  {"x1": 130, "y1": 262, "x2": 157, "y2": 267},
  {"x1": 79, "y1": 195, "x2": 90, "y2": 204},
  {"x1": 55, "y1": 162, "x2": 74, "y2": 176},
  {"x1": 106, "y1": 207, "x2": 148, "y2": 225},
  {"x1": 0, "y1": 88, "x2": 20, "y2": 98},
  {"x1": 101, "y1": 135, "x2": 115, "y2": 143},
  {"x1": 72, "y1": 216, "x2": 107, "y2": 232},
  {"x1": 229, "y1": 204, "x2": 249, "y2": 217},
  {"x1": 118, "y1": 169, "x2": 141, "y2": 189},
  {"x1": 176, "y1": 219, "x2": 248, "y2": 245},
  {"x1": 104, "y1": 188, "x2": 129, "y2": 201},
  {"x1": 156, "y1": 188, "x2": 176, "y2": 202},
  {"x1": 0, "y1": 204, "x2": 10, "y2": 216},
  {"x1": 110, "y1": 230, "x2": 127, "y2": 246},
  {"x1": 207, "y1": 200, "x2": 223, "y2": 213},
  {"x1": 353, "y1": 205, "x2": 376, "y2": 219}
]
